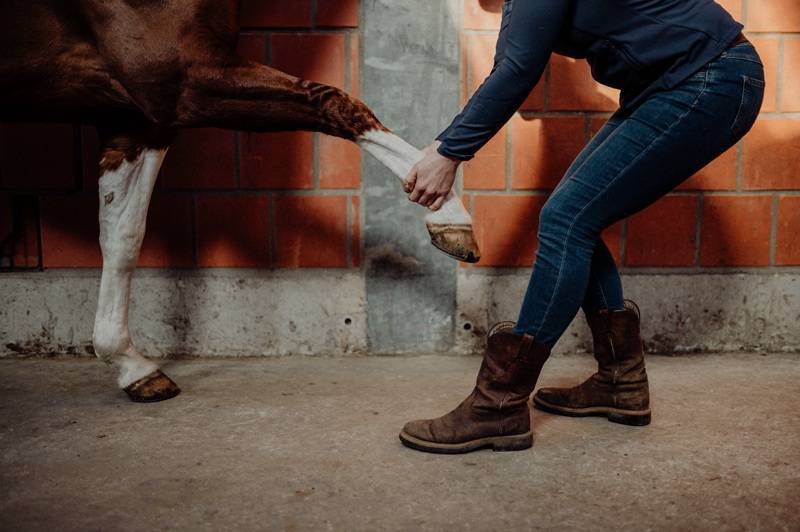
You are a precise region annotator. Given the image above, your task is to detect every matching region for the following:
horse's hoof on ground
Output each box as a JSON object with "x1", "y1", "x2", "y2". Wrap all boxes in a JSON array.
[
  {"x1": 426, "y1": 223, "x2": 481, "y2": 263},
  {"x1": 123, "y1": 371, "x2": 181, "y2": 403}
]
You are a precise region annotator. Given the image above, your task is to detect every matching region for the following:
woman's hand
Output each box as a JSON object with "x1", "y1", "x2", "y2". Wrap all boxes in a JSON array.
[{"x1": 403, "y1": 141, "x2": 461, "y2": 211}]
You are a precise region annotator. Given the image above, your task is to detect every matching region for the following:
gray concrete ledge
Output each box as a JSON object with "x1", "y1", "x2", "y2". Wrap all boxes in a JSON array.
[
  {"x1": 1, "y1": 354, "x2": 797, "y2": 531},
  {"x1": 0, "y1": 269, "x2": 367, "y2": 358},
  {"x1": 2, "y1": 270, "x2": 799, "y2": 357},
  {"x1": 457, "y1": 271, "x2": 800, "y2": 355}
]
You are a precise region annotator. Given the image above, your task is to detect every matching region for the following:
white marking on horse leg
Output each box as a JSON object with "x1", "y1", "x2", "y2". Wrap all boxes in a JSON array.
[
  {"x1": 92, "y1": 148, "x2": 167, "y2": 388},
  {"x1": 357, "y1": 129, "x2": 472, "y2": 225}
]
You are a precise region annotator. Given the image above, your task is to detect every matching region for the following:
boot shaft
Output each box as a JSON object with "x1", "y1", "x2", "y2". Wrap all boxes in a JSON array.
[
  {"x1": 474, "y1": 322, "x2": 551, "y2": 408},
  {"x1": 585, "y1": 301, "x2": 647, "y2": 384}
]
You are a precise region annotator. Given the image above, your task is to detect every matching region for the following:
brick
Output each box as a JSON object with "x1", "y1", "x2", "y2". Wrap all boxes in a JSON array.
[
  {"x1": 463, "y1": 126, "x2": 506, "y2": 190},
  {"x1": 511, "y1": 116, "x2": 586, "y2": 190},
  {"x1": 236, "y1": 33, "x2": 267, "y2": 63},
  {"x1": 718, "y1": 0, "x2": 744, "y2": 20},
  {"x1": 0, "y1": 194, "x2": 40, "y2": 268},
  {"x1": 349, "y1": 34, "x2": 361, "y2": 97},
  {"x1": 197, "y1": 195, "x2": 270, "y2": 268},
  {"x1": 0, "y1": 123, "x2": 77, "y2": 190},
  {"x1": 320, "y1": 135, "x2": 361, "y2": 189},
  {"x1": 317, "y1": 0, "x2": 359, "y2": 27},
  {"x1": 519, "y1": 78, "x2": 546, "y2": 112},
  {"x1": 351, "y1": 196, "x2": 361, "y2": 267},
  {"x1": 742, "y1": 119, "x2": 800, "y2": 190},
  {"x1": 41, "y1": 193, "x2": 195, "y2": 268},
  {"x1": 464, "y1": 0, "x2": 503, "y2": 30},
  {"x1": 138, "y1": 194, "x2": 194, "y2": 268},
  {"x1": 472, "y1": 195, "x2": 547, "y2": 267},
  {"x1": 626, "y1": 196, "x2": 698, "y2": 267},
  {"x1": 467, "y1": 33, "x2": 544, "y2": 111},
  {"x1": 780, "y1": 39, "x2": 800, "y2": 112},
  {"x1": 549, "y1": 55, "x2": 620, "y2": 112},
  {"x1": 240, "y1": 132, "x2": 314, "y2": 189},
  {"x1": 84, "y1": 128, "x2": 236, "y2": 190},
  {"x1": 81, "y1": 126, "x2": 101, "y2": 188},
  {"x1": 747, "y1": 37, "x2": 778, "y2": 113},
  {"x1": 160, "y1": 129, "x2": 237, "y2": 189},
  {"x1": 745, "y1": 0, "x2": 800, "y2": 32},
  {"x1": 0, "y1": 193, "x2": 11, "y2": 250},
  {"x1": 239, "y1": 0, "x2": 312, "y2": 28},
  {"x1": 275, "y1": 195, "x2": 348, "y2": 268},
  {"x1": 40, "y1": 194, "x2": 102, "y2": 268},
  {"x1": 270, "y1": 34, "x2": 346, "y2": 90},
  {"x1": 678, "y1": 145, "x2": 738, "y2": 191},
  {"x1": 776, "y1": 195, "x2": 800, "y2": 265},
  {"x1": 700, "y1": 195, "x2": 772, "y2": 267},
  {"x1": 467, "y1": 33, "x2": 496, "y2": 95}
]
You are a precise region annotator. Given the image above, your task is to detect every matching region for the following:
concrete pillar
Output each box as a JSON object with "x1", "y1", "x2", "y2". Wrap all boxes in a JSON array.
[{"x1": 361, "y1": 0, "x2": 462, "y2": 353}]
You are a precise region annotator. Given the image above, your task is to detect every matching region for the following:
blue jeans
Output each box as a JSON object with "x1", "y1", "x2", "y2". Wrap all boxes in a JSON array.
[{"x1": 515, "y1": 42, "x2": 765, "y2": 346}]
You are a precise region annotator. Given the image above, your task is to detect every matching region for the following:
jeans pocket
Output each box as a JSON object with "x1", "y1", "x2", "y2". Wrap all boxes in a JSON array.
[{"x1": 730, "y1": 75, "x2": 765, "y2": 139}]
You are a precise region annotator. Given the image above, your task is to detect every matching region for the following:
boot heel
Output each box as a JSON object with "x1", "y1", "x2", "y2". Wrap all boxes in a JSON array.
[
  {"x1": 492, "y1": 432, "x2": 533, "y2": 452},
  {"x1": 607, "y1": 412, "x2": 651, "y2": 426}
]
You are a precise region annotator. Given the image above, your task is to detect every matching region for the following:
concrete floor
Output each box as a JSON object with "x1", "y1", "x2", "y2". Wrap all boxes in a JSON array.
[{"x1": 0, "y1": 354, "x2": 798, "y2": 532}]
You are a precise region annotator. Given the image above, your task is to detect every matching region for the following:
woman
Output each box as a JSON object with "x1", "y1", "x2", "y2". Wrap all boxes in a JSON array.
[{"x1": 399, "y1": 0, "x2": 764, "y2": 454}]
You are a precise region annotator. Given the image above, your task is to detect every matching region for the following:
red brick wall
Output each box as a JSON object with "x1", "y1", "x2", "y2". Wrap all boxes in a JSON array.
[
  {"x1": 2, "y1": 0, "x2": 798, "y2": 272},
  {"x1": 462, "y1": 0, "x2": 800, "y2": 269},
  {"x1": 0, "y1": 0, "x2": 361, "y2": 270}
]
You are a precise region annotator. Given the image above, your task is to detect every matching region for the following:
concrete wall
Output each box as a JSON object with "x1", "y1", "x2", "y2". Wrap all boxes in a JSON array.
[
  {"x1": 2, "y1": 0, "x2": 800, "y2": 358},
  {"x1": 0, "y1": 270, "x2": 367, "y2": 357},
  {"x1": 2, "y1": 270, "x2": 799, "y2": 357}
]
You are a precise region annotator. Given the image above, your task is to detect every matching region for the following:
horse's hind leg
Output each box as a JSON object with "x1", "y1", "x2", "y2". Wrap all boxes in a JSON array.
[{"x1": 91, "y1": 130, "x2": 180, "y2": 402}]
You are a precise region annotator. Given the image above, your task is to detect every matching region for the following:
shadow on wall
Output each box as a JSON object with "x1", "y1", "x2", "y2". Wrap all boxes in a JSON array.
[{"x1": 0, "y1": 0, "x2": 362, "y2": 272}]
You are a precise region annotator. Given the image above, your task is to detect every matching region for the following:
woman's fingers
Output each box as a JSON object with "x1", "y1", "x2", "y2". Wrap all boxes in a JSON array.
[
  {"x1": 419, "y1": 191, "x2": 440, "y2": 207},
  {"x1": 408, "y1": 184, "x2": 424, "y2": 203},
  {"x1": 429, "y1": 195, "x2": 447, "y2": 212},
  {"x1": 403, "y1": 165, "x2": 418, "y2": 194}
]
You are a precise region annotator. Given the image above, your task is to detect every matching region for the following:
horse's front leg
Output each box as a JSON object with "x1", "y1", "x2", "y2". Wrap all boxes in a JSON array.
[
  {"x1": 179, "y1": 62, "x2": 481, "y2": 263},
  {"x1": 92, "y1": 131, "x2": 180, "y2": 402},
  {"x1": 355, "y1": 130, "x2": 480, "y2": 263}
]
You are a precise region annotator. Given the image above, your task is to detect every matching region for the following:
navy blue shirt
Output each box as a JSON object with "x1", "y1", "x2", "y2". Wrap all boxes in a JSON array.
[{"x1": 438, "y1": 0, "x2": 743, "y2": 161}]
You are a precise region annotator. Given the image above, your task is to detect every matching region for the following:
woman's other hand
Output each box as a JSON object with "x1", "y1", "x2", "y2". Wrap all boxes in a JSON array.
[{"x1": 403, "y1": 141, "x2": 461, "y2": 211}]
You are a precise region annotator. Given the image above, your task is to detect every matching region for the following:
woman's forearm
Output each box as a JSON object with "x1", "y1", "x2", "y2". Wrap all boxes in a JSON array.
[{"x1": 437, "y1": 0, "x2": 571, "y2": 161}]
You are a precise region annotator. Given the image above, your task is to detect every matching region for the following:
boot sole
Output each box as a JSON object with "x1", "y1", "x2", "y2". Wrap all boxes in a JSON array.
[
  {"x1": 532, "y1": 396, "x2": 651, "y2": 427},
  {"x1": 399, "y1": 430, "x2": 533, "y2": 454}
]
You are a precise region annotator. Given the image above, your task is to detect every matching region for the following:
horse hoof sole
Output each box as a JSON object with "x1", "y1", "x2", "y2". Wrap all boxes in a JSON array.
[
  {"x1": 124, "y1": 370, "x2": 181, "y2": 403},
  {"x1": 426, "y1": 223, "x2": 481, "y2": 263}
]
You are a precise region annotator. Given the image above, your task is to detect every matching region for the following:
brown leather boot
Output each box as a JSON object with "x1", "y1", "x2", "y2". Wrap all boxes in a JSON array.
[
  {"x1": 532, "y1": 301, "x2": 651, "y2": 426},
  {"x1": 400, "y1": 323, "x2": 551, "y2": 454}
]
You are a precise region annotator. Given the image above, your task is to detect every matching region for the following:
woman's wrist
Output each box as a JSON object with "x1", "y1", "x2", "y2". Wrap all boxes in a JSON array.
[{"x1": 436, "y1": 141, "x2": 471, "y2": 163}]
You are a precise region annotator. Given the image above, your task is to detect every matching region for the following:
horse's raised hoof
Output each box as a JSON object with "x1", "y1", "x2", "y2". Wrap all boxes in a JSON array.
[
  {"x1": 123, "y1": 370, "x2": 181, "y2": 403},
  {"x1": 426, "y1": 222, "x2": 481, "y2": 263}
]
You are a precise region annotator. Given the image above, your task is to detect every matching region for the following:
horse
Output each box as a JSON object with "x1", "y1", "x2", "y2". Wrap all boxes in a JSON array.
[{"x1": 0, "y1": 0, "x2": 480, "y2": 401}]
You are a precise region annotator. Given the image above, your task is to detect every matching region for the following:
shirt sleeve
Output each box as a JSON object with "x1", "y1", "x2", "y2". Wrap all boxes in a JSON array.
[{"x1": 436, "y1": 0, "x2": 570, "y2": 161}]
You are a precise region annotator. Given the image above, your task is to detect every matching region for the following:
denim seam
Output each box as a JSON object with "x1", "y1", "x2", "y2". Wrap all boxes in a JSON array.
[
  {"x1": 530, "y1": 67, "x2": 711, "y2": 342},
  {"x1": 730, "y1": 76, "x2": 749, "y2": 133},
  {"x1": 558, "y1": 121, "x2": 622, "y2": 193},
  {"x1": 591, "y1": 267, "x2": 610, "y2": 310},
  {"x1": 722, "y1": 56, "x2": 763, "y2": 65}
]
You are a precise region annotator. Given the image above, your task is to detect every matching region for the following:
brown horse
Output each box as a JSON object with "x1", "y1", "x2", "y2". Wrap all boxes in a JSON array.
[{"x1": 0, "y1": 0, "x2": 480, "y2": 402}]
